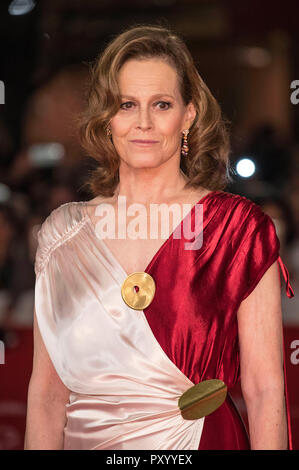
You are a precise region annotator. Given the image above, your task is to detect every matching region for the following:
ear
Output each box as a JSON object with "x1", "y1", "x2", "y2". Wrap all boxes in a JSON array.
[{"x1": 181, "y1": 102, "x2": 197, "y2": 132}]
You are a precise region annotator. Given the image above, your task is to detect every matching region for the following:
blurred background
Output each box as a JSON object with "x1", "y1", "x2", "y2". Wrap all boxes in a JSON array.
[{"x1": 0, "y1": 0, "x2": 298, "y2": 450}]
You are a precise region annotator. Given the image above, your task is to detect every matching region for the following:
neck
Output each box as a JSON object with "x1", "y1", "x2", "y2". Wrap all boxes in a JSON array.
[{"x1": 116, "y1": 169, "x2": 190, "y2": 205}]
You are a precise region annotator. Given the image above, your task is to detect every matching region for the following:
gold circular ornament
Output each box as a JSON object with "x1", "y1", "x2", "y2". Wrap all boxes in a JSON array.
[
  {"x1": 178, "y1": 379, "x2": 227, "y2": 420},
  {"x1": 121, "y1": 272, "x2": 156, "y2": 310}
]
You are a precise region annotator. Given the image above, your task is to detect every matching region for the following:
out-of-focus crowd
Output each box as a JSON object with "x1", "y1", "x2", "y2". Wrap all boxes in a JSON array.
[{"x1": 0, "y1": 65, "x2": 93, "y2": 331}]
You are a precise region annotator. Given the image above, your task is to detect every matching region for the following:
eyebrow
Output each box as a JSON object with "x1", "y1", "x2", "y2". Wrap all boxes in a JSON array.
[{"x1": 120, "y1": 93, "x2": 175, "y2": 100}]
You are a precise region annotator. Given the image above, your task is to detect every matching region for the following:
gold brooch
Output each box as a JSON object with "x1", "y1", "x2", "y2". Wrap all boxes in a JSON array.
[
  {"x1": 121, "y1": 272, "x2": 156, "y2": 310},
  {"x1": 178, "y1": 379, "x2": 227, "y2": 420}
]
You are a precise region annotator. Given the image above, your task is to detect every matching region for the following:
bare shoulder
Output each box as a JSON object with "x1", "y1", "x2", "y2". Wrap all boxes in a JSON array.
[{"x1": 84, "y1": 195, "x2": 117, "y2": 225}]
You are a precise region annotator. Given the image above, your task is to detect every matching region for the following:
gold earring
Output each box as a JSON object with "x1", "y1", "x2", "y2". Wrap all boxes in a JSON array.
[
  {"x1": 107, "y1": 127, "x2": 112, "y2": 136},
  {"x1": 181, "y1": 129, "x2": 189, "y2": 157}
]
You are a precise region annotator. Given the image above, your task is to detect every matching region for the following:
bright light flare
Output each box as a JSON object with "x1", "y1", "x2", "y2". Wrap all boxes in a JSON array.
[{"x1": 236, "y1": 158, "x2": 256, "y2": 178}]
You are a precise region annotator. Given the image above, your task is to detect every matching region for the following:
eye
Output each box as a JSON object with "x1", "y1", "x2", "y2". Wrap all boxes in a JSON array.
[
  {"x1": 156, "y1": 101, "x2": 172, "y2": 110},
  {"x1": 120, "y1": 101, "x2": 173, "y2": 110},
  {"x1": 120, "y1": 101, "x2": 134, "y2": 110}
]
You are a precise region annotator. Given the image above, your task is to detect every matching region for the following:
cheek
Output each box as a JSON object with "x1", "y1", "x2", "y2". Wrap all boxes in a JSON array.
[
  {"x1": 110, "y1": 115, "x2": 131, "y2": 135},
  {"x1": 157, "y1": 114, "x2": 184, "y2": 136}
]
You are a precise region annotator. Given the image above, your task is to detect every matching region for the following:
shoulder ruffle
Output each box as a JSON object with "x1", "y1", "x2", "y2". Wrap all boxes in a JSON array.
[
  {"x1": 34, "y1": 201, "x2": 86, "y2": 277},
  {"x1": 214, "y1": 192, "x2": 294, "y2": 299},
  {"x1": 218, "y1": 191, "x2": 268, "y2": 220},
  {"x1": 214, "y1": 191, "x2": 274, "y2": 239}
]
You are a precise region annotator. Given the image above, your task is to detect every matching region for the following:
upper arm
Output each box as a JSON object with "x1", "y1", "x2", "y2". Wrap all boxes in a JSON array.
[
  {"x1": 28, "y1": 308, "x2": 70, "y2": 405},
  {"x1": 237, "y1": 260, "x2": 285, "y2": 400}
]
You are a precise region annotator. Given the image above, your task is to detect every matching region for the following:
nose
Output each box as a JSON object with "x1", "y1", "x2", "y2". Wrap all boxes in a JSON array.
[{"x1": 136, "y1": 106, "x2": 153, "y2": 131}]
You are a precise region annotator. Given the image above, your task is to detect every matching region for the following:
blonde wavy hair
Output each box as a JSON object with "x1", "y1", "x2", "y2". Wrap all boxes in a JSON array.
[{"x1": 77, "y1": 23, "x2": 233, "y2": 197}]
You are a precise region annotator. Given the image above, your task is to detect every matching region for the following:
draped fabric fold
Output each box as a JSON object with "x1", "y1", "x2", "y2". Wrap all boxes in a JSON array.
[
  {"x1": 34, "y1": 190, "x2": 295, "y2": 450},
  {"x1": 278, "y1": 256, "x2": 295, "y2": 298}
]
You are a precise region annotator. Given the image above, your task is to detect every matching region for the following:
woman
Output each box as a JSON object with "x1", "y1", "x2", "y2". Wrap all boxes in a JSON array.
[{"x1": 24, "y1": 24, "x2": 295, "y2": 450}]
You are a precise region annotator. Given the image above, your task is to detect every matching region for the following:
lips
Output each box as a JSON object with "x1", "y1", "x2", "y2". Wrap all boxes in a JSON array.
[{"x1": 131, "y1": 140, "x2": 159, "y2": 143}]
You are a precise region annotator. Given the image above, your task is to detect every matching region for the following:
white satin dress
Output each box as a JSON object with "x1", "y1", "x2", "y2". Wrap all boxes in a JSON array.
[{"x1": 34, "y1": 201, "x2": 205, "y2": 450}]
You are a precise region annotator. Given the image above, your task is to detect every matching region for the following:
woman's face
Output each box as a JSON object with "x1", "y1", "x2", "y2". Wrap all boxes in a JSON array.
[{"x1": 109, "y1": 58, "x2": 196, "y2": 169}]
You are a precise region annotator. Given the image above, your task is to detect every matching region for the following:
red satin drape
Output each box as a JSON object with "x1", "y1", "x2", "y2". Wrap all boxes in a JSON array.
[{"x1": 144, "y1": 190, "x2": 294, "y2": 450}]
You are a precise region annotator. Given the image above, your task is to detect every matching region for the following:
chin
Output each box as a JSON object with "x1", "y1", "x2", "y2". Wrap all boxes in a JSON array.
[{"x1": 127, "y1": 154, "x2": 162, "y2": 166}]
